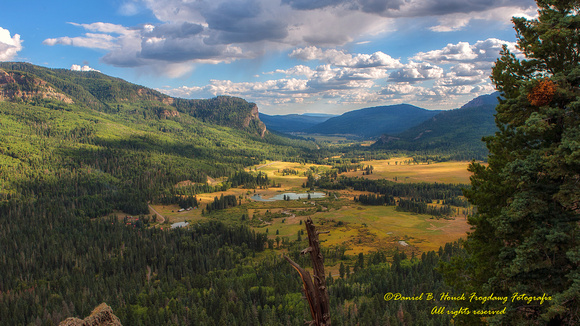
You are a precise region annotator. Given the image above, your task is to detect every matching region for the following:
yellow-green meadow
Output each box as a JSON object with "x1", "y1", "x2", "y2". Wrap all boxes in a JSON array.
[{"x1": 154, "y1": 158, "x2": 474, "y2": 256}]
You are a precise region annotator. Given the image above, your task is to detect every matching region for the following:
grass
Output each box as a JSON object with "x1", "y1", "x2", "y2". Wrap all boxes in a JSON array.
[
  {"x1": 249, "y1": 161, "x2": 331, "y2": 189},
  {"x1": 149, "y1": 203, "x2": 207, "y2": 225},
  {"x1": 256, "y1": 200, "x2": 470, "y2": 255},
  {"x1": 150, "y1": 158, "x2": 472, "y2": 257},
  {"x1": 317, "y1": 204, "x2": 469, "y2": 252},
  {"x1": 341, "y1": 158, "x2": 477, "y2": 184}
]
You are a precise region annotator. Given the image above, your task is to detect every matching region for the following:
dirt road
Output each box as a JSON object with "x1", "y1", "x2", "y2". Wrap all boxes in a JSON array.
[{"x1": 148, "y1": 204, "x2": 165, "y2": 224}]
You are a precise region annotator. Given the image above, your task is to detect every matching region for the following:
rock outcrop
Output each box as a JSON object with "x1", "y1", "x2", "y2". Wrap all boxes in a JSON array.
[
  {"x1": 159, "y1": 109, "x2": 180, "y2": 118},
  {"x1": 244, "y1": 103, "x2": 267, "y2": 137},
  {"x1": 59, "y1": 303, "x2": 122, "y2": 326},
  {"x1": 0, "y1": 69, "x2": 74, "y2": 104}
]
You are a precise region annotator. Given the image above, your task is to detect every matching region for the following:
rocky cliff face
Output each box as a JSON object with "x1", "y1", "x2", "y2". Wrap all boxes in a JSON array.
[
  {"x1": 244, "y1": 103, "x2": 267, "y2": 137},
  {"x1": 159, "y1": 108, "x2": 180, "y2": 118},
  {"x1": 173, "y1": 95, "x2": 267, "y2": 137},
  {"x1": 59, "y1": 303, "x2": 122, "y2": 326},
  {"x1": 0, "y1": 69, "x2": 74, "y2": 103}
]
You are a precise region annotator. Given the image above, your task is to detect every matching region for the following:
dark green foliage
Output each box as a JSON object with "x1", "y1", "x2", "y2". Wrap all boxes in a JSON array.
[
  {"x1": 441, "y1": 1, "x2": 580, "y2": 324},
  {"x1": 396, "y1": 199, "x2": 453, "y2": 217},
  {"x1": 302, "y1": 173, "x2": 316, "y2": 189},
  {"x1": 0, "y1": 236, "x2": 457, "y2": 326},
  {"x1": 441, "y1": 196, "x2": 469, "y2": 208},
  {"x1": 0, "y1": 197, "x2": 270, "y2": 325},
  {"x1": 178, "y1": 196, "x2": 198, "y2": 209},
  {"x1": 329, "y1": 244, "x2": 464, "y2": 325},
  {"x1": 280, "y1": 168, "x2": 299, "y2": 176},
  {"x1": 205, "y1": 194, "x2": 238, "y2": 213},
  {"x1": 316, "y1": 176, "x2": 466, "y2": 202},
  {"x1": 228, "y1": 170, "x2": 269, "y2": 188},
  {"x1": 355, "y1": 193, "x2": 396, "y2": 206},
  {"x1": 332, "y1": 161, "x2": 365, "y2": 173}
]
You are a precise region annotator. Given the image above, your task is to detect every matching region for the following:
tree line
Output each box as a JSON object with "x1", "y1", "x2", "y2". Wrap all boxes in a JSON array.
[{"x1": 317, "y1": 175, "x2": 466, "y2": 202}]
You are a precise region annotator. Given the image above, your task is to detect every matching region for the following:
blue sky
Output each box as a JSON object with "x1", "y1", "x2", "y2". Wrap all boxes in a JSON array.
[{"x1": 0, "y1": 0, "x2": 537, "y2": 114}]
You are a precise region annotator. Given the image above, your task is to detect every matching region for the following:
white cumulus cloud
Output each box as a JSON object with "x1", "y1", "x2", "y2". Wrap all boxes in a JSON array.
[
  {"x1": 412, "y1": 38, "x2": 520, "y2": 64},
  {"x1": 388, "y1": 61, "x2": 444, "y2": 83},
  {"x1": 381, "y1": 83, "x2": 422, "y2": 95},
  {"x1": 290, "y1": 46, "x2": 402, "y2": 68},
  {"x1": 70, "y1": 64, "x2": 100, "y2": 72},
  {"x1": 0, "y1": 27, "x2": 23, "y2": 61}
]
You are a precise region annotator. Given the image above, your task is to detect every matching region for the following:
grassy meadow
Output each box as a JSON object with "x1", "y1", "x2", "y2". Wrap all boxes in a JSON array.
[
  {"x1": 148, "y1": 158, "x2": 473, "y2": 260},
  {"x1": 342, "y1": 157, "x2": 477, "y2": 184}
]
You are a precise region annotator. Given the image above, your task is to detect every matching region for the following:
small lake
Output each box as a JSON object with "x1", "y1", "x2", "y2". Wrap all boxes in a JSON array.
[{"x1": 251, "y1": 192, "x2": 326, "y2": 202}]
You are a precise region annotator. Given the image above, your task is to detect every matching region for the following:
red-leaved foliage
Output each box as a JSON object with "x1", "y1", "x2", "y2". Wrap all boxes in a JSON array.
[{"x1": 528, "y1": 79, "x2": 556, "y2": 106}]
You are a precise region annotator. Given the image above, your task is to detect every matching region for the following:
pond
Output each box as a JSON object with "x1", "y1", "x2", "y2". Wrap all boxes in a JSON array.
[{"x1": 251, "y1": 192, "x2": 326, "y2": 202}]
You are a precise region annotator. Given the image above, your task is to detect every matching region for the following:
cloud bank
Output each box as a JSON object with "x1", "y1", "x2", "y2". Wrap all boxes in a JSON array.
[
  {"x1": 40, "y1": 0, "x2": 534, "y2": 112},
  {"x1": 42, "y1": 0, "x2": 535, "y2": 72},
  {"x1": 161, "y1": 38, "x2": 519, "y2": 112}
]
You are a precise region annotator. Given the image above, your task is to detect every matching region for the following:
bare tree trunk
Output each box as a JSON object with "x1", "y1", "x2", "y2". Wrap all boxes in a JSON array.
[{"x1": 283, "y1": 217, "x2": 331, "y2": 326}]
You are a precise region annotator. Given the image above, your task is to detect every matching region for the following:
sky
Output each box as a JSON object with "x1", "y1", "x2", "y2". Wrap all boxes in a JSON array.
[{"x1": 0, "y1": 0, "x2": 538, "y2": 115}]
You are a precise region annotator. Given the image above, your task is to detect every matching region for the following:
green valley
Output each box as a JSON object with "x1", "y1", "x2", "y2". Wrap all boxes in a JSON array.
[
  {"x1": 2, "y1": 0, "x2": 578, "y2": 325},
  {"x1": 0, "y1": 63, "x2": 467, "y2": 325}
]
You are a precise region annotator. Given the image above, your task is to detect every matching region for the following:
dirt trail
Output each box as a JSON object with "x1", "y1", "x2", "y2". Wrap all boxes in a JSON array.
[
  {"x1": 206, "y1": 176, "x2": 220, "y2": 185},
  {"x1": 256, "y1": 161, "x2": 280, "y2": 170},
  {"x1": 148, "y1": 204, "x2": 165, "y2": 224}
]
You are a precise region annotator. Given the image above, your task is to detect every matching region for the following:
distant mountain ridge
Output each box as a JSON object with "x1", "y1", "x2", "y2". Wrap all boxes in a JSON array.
[
  {"x1": 373, "y1": 92, "x2": 500, "y2": 159},
  {"x1": 259, "y1": 113, "x2": 336, "y2": 133},
  {"x1": 302, "y1": 104, "x2": 441, "y2": 138}
]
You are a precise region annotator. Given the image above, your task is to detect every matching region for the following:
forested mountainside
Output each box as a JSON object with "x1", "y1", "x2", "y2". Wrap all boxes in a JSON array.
[
  {"x1": 0, "y1": 62, "x2": 266, "y2": 136},
  {"x1": 303, "y1": 104, "x2": 441, "y2": 138},
  {"x1": 0, "y1": 62, "x2": 323, "y2": 216},
  {"x1": 372, "y1": 93, "x2": 499, "y2": 160}
]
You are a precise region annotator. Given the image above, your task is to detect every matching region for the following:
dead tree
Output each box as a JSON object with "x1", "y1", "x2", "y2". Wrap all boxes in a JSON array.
[{"x1": 283, "y1": 217, "x2": 331, "y2": 326}]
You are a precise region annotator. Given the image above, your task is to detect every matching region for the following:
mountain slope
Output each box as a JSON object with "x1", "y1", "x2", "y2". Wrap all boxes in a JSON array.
[
  {"x1": 304, "y1": 104, "x2": 441, "y2": 138},
  {"x1": 259, "y1": 113, "x2": 336, "y2": 133},
  {"x1": 373, "y1": 93, "x2": 499, "y2": 159},
  {"x1": 0, "y1": 62, "x2": 266, "y2": 136},
  {"x1": 0, "y1": 62, "x2": 318, "y2": 215}
]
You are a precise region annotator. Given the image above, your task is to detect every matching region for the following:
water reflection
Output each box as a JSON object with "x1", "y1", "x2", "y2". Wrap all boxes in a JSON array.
[{"x1": 251, "y1": 192, "x2": 325, "y2": 202}]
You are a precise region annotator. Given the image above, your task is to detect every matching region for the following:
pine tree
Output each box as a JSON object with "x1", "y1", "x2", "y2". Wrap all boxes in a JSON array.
[
  {"x1": 442, "y1": 1, "x2": 579, "y2": 325},
  {"x1": 358, "y1": 253, "x2": 364, "y2": 269}
]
